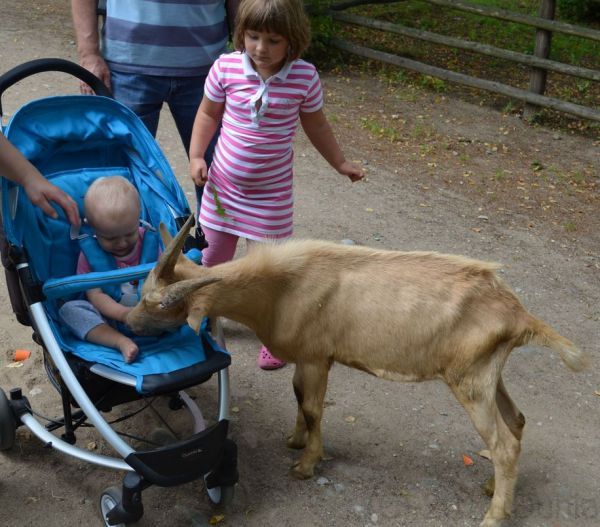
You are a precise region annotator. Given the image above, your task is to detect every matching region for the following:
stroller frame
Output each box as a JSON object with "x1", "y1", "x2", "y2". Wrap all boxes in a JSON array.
[{"x1": 0, "y1": 59, "x2": 238, "y2": 525}]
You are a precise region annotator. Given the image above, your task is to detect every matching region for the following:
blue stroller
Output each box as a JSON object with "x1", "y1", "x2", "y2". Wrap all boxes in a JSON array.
[{"x1": 0, "y1": 59, "x2": 237, "y2": 525}]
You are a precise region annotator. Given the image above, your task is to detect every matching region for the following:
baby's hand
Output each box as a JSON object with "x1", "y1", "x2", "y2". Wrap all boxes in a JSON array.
[{"x1": 339, "y1": 160, "x2": 364, "y2": 183}]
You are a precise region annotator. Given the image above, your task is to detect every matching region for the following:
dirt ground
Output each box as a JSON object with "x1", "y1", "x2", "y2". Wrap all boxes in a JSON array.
[{"x1": 0, "y1": 2, "x2": 598, "y2": 526}]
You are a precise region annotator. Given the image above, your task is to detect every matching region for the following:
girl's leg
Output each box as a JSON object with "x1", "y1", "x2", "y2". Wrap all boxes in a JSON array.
[
  {"x1": 201, "y1": 226, "x2": 239, "y2": 267},
  {"x1": 245, "y1": 239, "x2": 286, "y2": 370}
]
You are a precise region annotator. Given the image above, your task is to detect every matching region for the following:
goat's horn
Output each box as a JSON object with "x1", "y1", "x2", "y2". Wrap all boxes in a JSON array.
[
  {"x1": 154, "y1": 214, "x2": 195, "y2": 279},
  {"x1": 160, "y1": 276, "x2": 221, "y2": 309}
]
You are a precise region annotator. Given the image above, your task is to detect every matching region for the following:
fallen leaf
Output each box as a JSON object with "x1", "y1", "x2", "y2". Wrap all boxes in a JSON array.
[
  {"x1": 86, "y1": 441, "x2": 97, "y2": 451},
  {"x1": 478, "y1": 449, "x2": 492, "y2": 460},
  {"x1": 345, "y1": 415, "x2": 356, "y2": 423},
  {"x1": 231, "y1": 406, "x2": 240, "y2": 413},
  {"x1": 462, "y1": 454, "x2": 474, "y2": 466},
  {"x1": 6, "y1": 362, "x2": 23, "y2": 368},
  {"x1": 594, "y1": 391, "x2": 600, "y2": 396},
  {"x1": 209, "y1": 514, "x2": 225, "y2": 525}
]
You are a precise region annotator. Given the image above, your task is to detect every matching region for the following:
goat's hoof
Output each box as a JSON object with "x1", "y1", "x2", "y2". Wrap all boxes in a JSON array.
[
  {"x1": 286, "y1": 435, "x2": 306, "y2": 450},
  {"x1": 479, "y1": 518, "x2": 503, "y2": 527},
  {"x1": 479, "y1": 508, "x2": 506, "y2": 527},
  {"x1": 290, "y1": 460, "x2": 314, "y2": 480},
  {"x1": 483, "y1": 476, "x2": 495, "y2": 498}
]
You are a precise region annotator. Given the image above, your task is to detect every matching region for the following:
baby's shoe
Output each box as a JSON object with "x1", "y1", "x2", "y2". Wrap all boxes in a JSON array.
[{"x1": 257, "y1": 345, "x2": 286, "y2": 370}]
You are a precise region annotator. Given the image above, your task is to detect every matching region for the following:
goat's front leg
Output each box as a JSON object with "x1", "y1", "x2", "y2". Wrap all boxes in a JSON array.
[
  {"x1": 287, "y1": 364, "x2": 309, "y2": 450},
  {"x1": 288, "y1": 361, "x2": 330, "y2": 479}
]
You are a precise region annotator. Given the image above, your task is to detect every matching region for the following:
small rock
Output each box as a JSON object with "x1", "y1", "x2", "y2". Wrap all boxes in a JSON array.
[
  {"x1": 316, "y1": 476, "x2": 330, "y2": 486},
  {"x1": 340, "y1": 239, "x2": 356, "y2": 246}
]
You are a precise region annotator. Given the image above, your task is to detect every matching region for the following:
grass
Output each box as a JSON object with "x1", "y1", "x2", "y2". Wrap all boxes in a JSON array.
[{"x1": 309, "y1": 0, "x2": 600, "y2": 132}]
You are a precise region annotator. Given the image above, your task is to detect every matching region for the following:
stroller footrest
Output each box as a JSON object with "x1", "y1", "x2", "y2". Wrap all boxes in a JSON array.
[{"x1": 125, "y1": 419, "x2": 229, "y2": 487}]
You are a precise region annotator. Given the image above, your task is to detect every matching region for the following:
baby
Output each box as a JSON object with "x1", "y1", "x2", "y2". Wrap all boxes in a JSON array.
[{"x1": 59, "y1": 176, "x2": 154, "y2": 362}]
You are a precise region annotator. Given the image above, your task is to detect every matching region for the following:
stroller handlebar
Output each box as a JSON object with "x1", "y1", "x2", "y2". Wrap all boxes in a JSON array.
[{"x1": 0, "y1": 58, "x2": 112, "y2": 117}]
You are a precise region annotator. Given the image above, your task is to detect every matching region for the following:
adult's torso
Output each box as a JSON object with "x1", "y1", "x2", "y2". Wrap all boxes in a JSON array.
[{"x1": 102, "y1": 0, "x2": 229, "y2": 77}]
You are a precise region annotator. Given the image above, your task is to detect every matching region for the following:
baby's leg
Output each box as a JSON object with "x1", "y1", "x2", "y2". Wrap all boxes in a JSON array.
[
  {"x1": 86, "y1": 324, "x2": 139, "y2": 363},
  {"x1": 59, "y1": 300, "x2": 138, "y2": 362}
]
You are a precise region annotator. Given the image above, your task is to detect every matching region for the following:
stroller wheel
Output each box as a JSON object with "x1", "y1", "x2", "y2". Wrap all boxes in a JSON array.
[
  {"x1": 205, "y1": 483, "x2": 235, "y2": 508},
  {"x1": 99, "y1": 486, "x2": 126, "y2": 527},
  {"x1": 0, "y1": 389, "x2": 16, "y2": 451}
]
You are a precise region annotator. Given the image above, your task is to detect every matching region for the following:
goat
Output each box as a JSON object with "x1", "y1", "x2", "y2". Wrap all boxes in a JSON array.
[{"x1": 126, "y1": 215, "x2": 588, "y2": 527}]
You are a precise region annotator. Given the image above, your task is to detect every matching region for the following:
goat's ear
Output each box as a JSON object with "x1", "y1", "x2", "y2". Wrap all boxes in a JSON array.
[
  {"x1": 155, "y1": 215, "x2": 195, "y2": 279},
  {"x1": 160, "y1": 276, "x2": 222, "y2": 309},
  {"x1": 187, "y1": 309, "x2": 204, "y2": 334}
]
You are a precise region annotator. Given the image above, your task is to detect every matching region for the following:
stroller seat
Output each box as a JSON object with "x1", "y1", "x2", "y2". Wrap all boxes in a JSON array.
[{"x1": 0, "y1": 59, "x2": 238, "y2": 524}]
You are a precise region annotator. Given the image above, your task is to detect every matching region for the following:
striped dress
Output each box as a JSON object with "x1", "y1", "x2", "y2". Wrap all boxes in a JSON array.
[{"x1": 199, "y1": 52, "x2": 324, "y2": 241}]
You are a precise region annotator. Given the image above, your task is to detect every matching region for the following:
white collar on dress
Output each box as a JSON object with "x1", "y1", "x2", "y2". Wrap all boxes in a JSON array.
[{"x1": 241, "y1": 52, "x2": 294, "y2": 82}]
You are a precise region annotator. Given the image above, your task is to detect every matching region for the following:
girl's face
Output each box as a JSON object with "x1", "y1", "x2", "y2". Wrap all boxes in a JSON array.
[{"x1": 244, "y1": 29, "x2": 289, "y2": 79}]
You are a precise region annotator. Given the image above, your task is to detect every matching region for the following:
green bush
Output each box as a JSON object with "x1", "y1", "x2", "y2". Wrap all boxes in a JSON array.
[{"x1": 558, "y1": 0, "x2": 600, "y2": 21}]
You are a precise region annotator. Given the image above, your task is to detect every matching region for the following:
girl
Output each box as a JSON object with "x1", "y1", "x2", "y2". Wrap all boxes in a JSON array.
[{"x1": 189, "y1": 0, "x2": 363, "y2": 370}]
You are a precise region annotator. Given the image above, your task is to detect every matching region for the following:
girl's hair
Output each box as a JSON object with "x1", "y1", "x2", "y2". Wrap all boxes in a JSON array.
[
  {"x1": 233, "y1": 0, "x2": 311, "y2": 60},
  {"x1": 85, "y1": 176, "x2": 141, "y2": 227}
]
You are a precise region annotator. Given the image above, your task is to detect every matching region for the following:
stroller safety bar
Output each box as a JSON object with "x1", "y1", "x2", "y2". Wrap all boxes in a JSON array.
[{"x1": 42, "y1": 248, "x2": 203, "y2": 300}]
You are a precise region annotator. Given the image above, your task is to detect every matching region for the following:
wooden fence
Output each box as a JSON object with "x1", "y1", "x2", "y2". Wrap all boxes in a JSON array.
[{"x1": 325, "y1": 0, "x2": 600, "y2": 122}]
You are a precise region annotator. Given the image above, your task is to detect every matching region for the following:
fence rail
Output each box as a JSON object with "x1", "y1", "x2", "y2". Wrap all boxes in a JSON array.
[{"x1": 328, "y1": 0, "x2": 600, "y2": 122}]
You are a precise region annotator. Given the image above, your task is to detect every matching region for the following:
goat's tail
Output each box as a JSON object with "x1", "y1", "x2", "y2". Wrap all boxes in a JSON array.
[{"x1": 526, "y1": 316, "x2": 590, "y2": 372}]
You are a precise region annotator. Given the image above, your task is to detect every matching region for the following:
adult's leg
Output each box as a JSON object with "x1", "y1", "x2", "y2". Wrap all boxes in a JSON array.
[
  {"x1": 110, "y1": 71, "x2": 168, "y2": 137},
  {"x1": 167, "y1": 75, "x2": 220, "y2": 213}
]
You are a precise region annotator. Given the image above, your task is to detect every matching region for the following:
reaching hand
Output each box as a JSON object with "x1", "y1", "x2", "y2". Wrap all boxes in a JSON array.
[{"x1": 22, "y1": 176, "x2": 81, "y2": 227}]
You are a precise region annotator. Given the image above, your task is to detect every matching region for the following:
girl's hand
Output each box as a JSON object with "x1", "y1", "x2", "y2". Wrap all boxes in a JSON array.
[
  {"x1": 190, "y1": 157, "x2": 209, "y2": 186},
  {"x1": 339, "y1": 161, "x2": 364, "y2": 183}
]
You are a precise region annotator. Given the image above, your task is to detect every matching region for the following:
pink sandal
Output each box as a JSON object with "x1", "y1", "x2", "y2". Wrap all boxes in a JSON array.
[{"x1": 257, "y1": 346, "x2": 286, "y2": 370}]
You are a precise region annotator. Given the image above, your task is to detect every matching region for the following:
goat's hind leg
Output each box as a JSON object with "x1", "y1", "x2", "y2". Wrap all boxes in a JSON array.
[
  {"x1": 288, "y1": 361, "x2": 331, "y2": 479},
  {"x1": 451, "y1": 376, "x2": 522, "y2": 527}
]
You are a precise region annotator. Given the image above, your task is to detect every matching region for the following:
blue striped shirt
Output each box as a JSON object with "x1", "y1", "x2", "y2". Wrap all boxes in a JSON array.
[{"x1": 102, "y1": 0, "x2": 229, "y2": 76}]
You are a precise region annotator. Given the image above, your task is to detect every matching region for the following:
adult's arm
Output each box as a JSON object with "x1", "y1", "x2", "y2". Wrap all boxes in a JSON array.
[
  {"x1": 71, "y1": 0, "x2": 111, "y2": 93},
  {"x1": 0, "y1": 134, "x2": 80, "y2": 226}
]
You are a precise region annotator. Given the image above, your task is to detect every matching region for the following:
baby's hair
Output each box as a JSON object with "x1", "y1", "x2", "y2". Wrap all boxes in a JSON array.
[
  {"x1": 233, "y1": 0, "x2": 311, "y2": 60},
  {"x1": 84, "y1": 176, "x2": 141, "y2": 227}
]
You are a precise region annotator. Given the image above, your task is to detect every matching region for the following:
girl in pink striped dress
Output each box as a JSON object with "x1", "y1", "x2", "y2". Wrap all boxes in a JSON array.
[{"x1": 189, "y1": 0, "x2": 363, "y2": 369}]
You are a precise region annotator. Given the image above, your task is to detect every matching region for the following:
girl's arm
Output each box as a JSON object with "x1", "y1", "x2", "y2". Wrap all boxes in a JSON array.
[
  {"x1": 87, "y1": 288, "x2": 130, "y2": 323},
  {"x1": 0, "y1": 134, "x2": 80, "y2": 225},
  {"x1": 189, "y1": 96, "x2": 225, "y2": 186},
  {"x1": 300, "y1": 109, "x2": 363, "y2": 182}
]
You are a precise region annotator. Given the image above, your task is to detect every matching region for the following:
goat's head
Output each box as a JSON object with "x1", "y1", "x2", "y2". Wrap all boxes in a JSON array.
[{"x1": 126, "y1": 215, "x2": 220, "y2": 335}]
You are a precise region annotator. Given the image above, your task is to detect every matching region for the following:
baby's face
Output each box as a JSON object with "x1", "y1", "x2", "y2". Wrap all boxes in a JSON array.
[{"x1": 94, "y1": 216, "x2": 140, "y2": 257}]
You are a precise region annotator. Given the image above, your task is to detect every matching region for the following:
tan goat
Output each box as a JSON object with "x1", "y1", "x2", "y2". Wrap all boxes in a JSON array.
[{"x1": 126, "y1": 216, "x2": 588, "y2": 527}]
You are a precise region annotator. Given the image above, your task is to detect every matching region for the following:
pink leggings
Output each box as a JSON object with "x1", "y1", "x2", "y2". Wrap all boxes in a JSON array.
[{"x1": 201, "y1": 225, "x2": 259, "y2": 267}]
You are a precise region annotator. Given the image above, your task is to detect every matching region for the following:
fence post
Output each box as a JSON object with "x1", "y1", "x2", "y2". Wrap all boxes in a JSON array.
[{"x1": 524, "y1": 0, "x2": 556, "y2": 120}]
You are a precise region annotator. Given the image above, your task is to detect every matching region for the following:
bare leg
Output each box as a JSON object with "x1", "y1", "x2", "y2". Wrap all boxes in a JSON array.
[
  {"x1": 86, "y1": 324, "x2": 139, "y2": 363},
  {"x1": 288, "y1": 361, "x2": 331, "y2": 479}
]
